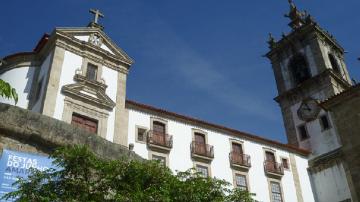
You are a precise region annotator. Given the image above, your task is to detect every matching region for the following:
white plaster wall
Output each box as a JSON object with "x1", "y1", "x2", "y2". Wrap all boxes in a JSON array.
[
  {"x1": 102, "y1": 66, "x2": 118, "y2": 141},
  {"x1": 32, "y1": 52, "x2": 53, "y2": 112},
  {"x1": 311, "y1": 163, "x2": 352, "y2": 202},
  {"x1": 128, "y1": 109, "x2": 313, "y2": 202},
  {"x1": 290, "y1": 95, "x2": 341, "y2": 157},
  {"x1": 100, "y1": 44, "x2": 114, "y2": 55},
  {"x1": 74, "y1": 35, "x2": 89, "y2": 42},
  {"x1": 53, "y1": 50, "x2": 82, "y2": 120},
  {"x1": 295, "y1": 156, "x2": 315, "y2": 202},
  {"x1": 0, "y1": 66, "x2": 35, "y2": 108}
]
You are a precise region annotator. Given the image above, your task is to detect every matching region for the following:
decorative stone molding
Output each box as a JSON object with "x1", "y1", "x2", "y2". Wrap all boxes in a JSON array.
[
  {"x1": 62, "y1": 74, "x2": 115, "y2": 111},
  {"x1": 62, "y1": 96, "x2": 109, "y2": 139}
]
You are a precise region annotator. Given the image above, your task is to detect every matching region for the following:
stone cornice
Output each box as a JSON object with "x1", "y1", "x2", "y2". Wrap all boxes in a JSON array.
[
  {"x1": 51, "y1": 31, "x2": 130, "y2": 74},
  {"x1": 55, "y1": 27, "x2": 134, "y2": 64},
  {"x1": 274, "y1": 69, "x2": 352, "y2": 105},
  {"x1": 266, "y1": 23, "x2": 344, "y2": 59}
]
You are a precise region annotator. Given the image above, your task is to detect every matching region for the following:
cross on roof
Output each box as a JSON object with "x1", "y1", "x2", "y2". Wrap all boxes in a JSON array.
[{"x1": 89, "y1": 9, "x2": 104, "y2": 24}]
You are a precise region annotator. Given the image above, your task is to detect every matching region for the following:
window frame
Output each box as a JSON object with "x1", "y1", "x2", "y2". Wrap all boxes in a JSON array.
[
  {"x1": 319, "y1": 114, "x2": 331, "y2": 131},
  {"x1": 328, "y1": 53, "x2": 341, "y2": 74},
  {"x1": 135, "y1": 125, "x2": 147, "y2": 144},
  {"x1": 71, "y1": 112, "x2": 99, "y2": 134},
  {"x1": 150, "y1": 117, "x2": 168, "y2": 135},
  {"x1": 86, "y1": 63, "x2": 98, "y2": 81},
  {"x1": 195, "y1": 164, "x2": 210, "y2": 178},
  {"x1": 35, "y1": 77, "x2": 44, "y2": 102},
  {"x1": 297, "y1": 124, "x2": 310, "y2": 141},
  {"x1": 151, "y1": 154, "x2": 167, "y2": 166},
  {"x1": 148, "y1": 150, "x2": 169, "y2": 167},
  {"x1": 232, "y1": 170, "x2": 250, "y2": 191},
  {"x1": 280, "y1": 157, "x2": 290, "y2": 170},
  {"x1": 288, "y1": 53, "x2": 312, "y2": 86},
  {"x1": 268, "y1": 180, "x2": 284, "y2": 202}
]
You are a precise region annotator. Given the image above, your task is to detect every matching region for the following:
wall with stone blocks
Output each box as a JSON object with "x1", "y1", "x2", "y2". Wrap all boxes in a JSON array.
[{"x1": 0, "y1": 103, "x2": 142, "y2": 161}]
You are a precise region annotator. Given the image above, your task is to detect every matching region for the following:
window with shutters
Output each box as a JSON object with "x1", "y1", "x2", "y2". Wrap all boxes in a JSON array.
[
  {"x1": 71, "y1": 113, "x2": 98, "y2": 134},
  {"x1": 86, "y1": 63, "x2": 98, "y2": 81},
  {"x1": 270, "y1": 181, "x2": 283, "y2": 202}
]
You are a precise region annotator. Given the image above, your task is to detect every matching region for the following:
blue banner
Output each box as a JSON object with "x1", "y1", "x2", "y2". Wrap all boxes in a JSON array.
[{"x1": 0, "y1": 149, "x2": 55, "y2": 202}]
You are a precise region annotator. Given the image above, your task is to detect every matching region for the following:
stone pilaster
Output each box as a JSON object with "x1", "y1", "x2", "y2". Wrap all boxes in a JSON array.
[
  {"x1": 41, "y1": 46, "x2": 65, "y2": 117},
  {"x1": 290, "y1": 154, "x2": 304, "y2": 202},
  {"x1": 113, "y1": 71, "x2": 129, "y2": 147}
]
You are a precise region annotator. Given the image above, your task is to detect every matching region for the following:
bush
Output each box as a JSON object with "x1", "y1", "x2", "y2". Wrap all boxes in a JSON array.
[{"x1": 3, "y1": 145, "x2": 255, "y2": 202}]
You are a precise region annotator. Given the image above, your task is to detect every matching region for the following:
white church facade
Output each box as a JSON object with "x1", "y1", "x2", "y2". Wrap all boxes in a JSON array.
[{"x1": 0, "y1": 2, "x2": 357, "y2": 202}]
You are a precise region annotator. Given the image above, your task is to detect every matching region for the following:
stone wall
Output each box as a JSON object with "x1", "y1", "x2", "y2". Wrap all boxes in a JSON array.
[
  {"x1": 322, "y1": 85, "x2": 360, "y2": 202},
  {"x1": 0, "y1": 103, "x2": 142, "y2": 161}
]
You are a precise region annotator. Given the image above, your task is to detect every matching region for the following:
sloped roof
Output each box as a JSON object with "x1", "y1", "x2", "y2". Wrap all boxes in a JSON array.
[{"x1": 126, "y1": 100, "x2": 310, "y2": 156}]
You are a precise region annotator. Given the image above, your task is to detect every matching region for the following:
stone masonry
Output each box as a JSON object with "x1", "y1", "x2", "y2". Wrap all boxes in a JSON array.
[{"x1": 0, "y1": 103, "x2": 142, "y2": 161}]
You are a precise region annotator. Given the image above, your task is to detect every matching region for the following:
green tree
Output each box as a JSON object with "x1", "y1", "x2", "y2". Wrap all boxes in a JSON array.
[
  {"x1": 3, "y1": 146, "x2": 255, "y2": 202},
  {"x1": 0, "y1": 79, "x2": 18, "y2": 104}
]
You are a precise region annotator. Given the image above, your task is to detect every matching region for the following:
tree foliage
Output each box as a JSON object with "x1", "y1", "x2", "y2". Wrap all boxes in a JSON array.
[
  {"x1": 0, "y1": 79, "x2": 18, "y2": 104},
  {"x1": 3, "y1": 146, "x2": 255, "y2": 202}
]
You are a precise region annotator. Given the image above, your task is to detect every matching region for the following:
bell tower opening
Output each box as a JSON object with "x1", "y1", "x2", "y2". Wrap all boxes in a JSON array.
[
  {"x1": 266, "y1": 0, "x2": 353, "y2": 149},
  {"x1": 288, "y1": 53, "x2": 311, "y2": 86}
]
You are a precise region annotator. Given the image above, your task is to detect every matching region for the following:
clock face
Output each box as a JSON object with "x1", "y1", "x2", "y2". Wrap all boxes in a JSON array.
[{"x1": 297, "y1": 99, "x2": 320, "y2": 121}]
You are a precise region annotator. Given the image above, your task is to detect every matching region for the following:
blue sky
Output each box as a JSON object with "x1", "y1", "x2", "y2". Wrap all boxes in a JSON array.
[{"x1": 1, "y1": 0, "x2": 359, "y2": 143}]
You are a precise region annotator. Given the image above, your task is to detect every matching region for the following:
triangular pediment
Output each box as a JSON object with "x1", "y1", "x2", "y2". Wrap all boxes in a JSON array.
[
  {"x1": 61, "y1": 81, "x2": 115, "y2": 111},
  {"x1": 55, "y1": 27, "x2": 134, "y2": 65}
]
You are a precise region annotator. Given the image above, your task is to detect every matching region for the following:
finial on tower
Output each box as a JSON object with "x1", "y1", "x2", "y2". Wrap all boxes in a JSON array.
[
  {"x1": 284, "y1": 0, "x2": 307, "y2": 30},
  {"x1": 267, "y1": 33, "x2": 276, "y2": 49},
  {"x1": 88, "y1": 9, "x2": 105, "y2": 30}
]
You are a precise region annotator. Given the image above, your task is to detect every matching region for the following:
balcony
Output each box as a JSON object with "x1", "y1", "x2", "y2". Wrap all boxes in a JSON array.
[
  {"x1": 190, "y1": 141, "x2": 214, "y2": 162},
  {"x1": 147, "y1": 130, "x2": 173, "y2": 152},
  {"x1": 229, "y1": 151, "x2": 251, "y2": 170},
  {"x1": 264, "y1": 161, "x2": 284, "y2": 178}
]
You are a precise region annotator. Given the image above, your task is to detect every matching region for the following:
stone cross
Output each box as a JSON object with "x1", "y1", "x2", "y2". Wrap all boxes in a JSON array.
[{"x1": 89, "y1": 9, "x2": 104, "y2": 24}]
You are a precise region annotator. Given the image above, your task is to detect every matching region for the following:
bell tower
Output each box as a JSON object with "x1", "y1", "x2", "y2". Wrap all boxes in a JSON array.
[{"x1": 266, "y1": 1, "x2": 353, "y2": 151}]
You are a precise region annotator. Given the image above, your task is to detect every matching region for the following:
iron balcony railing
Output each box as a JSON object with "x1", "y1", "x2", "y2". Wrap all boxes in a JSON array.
[
  {"x1": 190, "y1": 141, "x2": 214, "y2": 159},
  {"x1": 147, "y1": 130, "x2": 173, "y2": 149},
  {"x1": 229, "y1": 151, "x2": 251, "y2": 167},
  {"x1": 264, "y1": 161, "x2": 284, "y2": 175}
]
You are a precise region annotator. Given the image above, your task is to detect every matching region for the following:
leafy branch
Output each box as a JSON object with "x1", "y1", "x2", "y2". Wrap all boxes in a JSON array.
[{"x1": 0, "y1": 79, "x2": 18, "y2": 104}]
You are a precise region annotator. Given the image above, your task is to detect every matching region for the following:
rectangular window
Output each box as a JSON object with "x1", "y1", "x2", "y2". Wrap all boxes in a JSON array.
[
  {"x1": 136, "y1": 127, "x2": 147, "y2": 143},
  {"x1": 281, "y1": 158, "x2": 289, "y2": 169},
  {"x1": 196, "y1": 165, "x2": 209, "y2": 177},
  {"x1": 320, "y1": 115, "x2": 331, "y2": 131},
  {"x1": 152, "y1": 155, "x2": 166, "y2": 166},
  {"x1": 270, "y1": 182, "x2": 283, "y2": 202},
  {"x1": 35, "y1": 78, "x2": 43, "y2": 101},
  {"x1": 71, "y1": 113, "x2": 98, "y2": 134},
  {"x1": 298, "y1": 124, "x2": 309, "y2": 141},
  {"x1": 86, "y1": 63, "x2": 98, "y2": 80},
  {"x1": 235, "y1": 174, "x2": 248, "y2": 190}
]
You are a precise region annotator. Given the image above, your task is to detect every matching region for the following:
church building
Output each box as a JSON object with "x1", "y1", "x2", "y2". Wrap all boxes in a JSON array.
[{"x1": 0, "y1": 2, "x2": 358, "y2": 202}]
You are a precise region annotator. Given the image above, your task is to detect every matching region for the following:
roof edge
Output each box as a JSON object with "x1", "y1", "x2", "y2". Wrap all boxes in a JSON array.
[{"x1": 125, "y1": 99, "x2": 310, "y2": 156}]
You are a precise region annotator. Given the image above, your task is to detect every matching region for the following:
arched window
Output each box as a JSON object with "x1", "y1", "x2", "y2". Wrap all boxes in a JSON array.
[
  {"x1": 289, "y1": 54, "x2": 311, "y2": 85},
  {"x1": 328, "y1": 53, "x2": 341, "y2": 74}
]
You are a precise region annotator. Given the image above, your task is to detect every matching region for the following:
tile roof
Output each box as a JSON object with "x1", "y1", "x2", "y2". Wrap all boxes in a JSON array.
[{"x1": 126, "y1": 100, "x2": 310, "y2": 156}]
